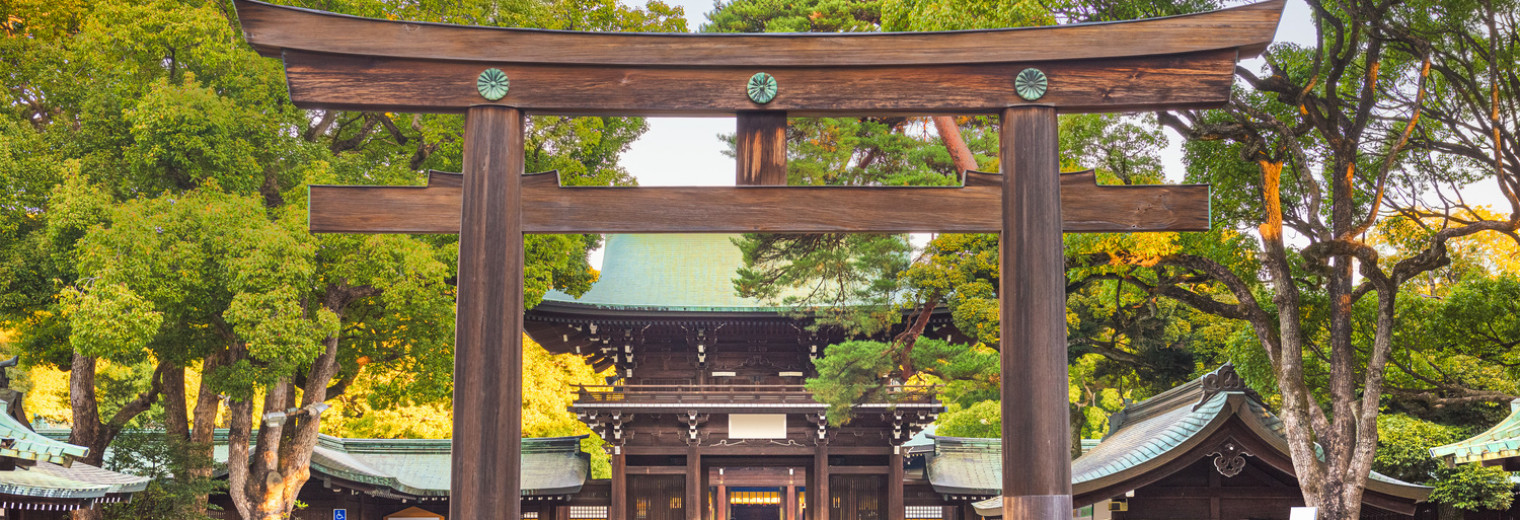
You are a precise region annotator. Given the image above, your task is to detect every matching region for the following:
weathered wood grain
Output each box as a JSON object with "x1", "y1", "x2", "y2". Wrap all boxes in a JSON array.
[
  {"x1": 888, "y1": 450, "x2": 905, "y2": 520},
  {"x1": 450, "y1": 106, "x2": 525, "y2": 520},
  {"x1": 686, "y1": 447, "x2": 701, "y2": 520},
  {"x1": 306, "y1": 170, "x2": 1210, "y2": 234},
  {"x1": 235, "y1": 0, "x2": 1283, "y2": 66},
  {"x1": 999, "y1": 106, "x2": 1073, "y2": 520},
  {"x1": 737, "y1": 113, "x2": 788, "y2": 184},
  {"x1": 814, "y1": 446, "x2": 830, "y2": 520},
  {"x1": 611, "y1": 450, "x2": 627, "y2": 520},
  {"x1": 279, "y1": 49, "x2": 1236, "y2": 115}
]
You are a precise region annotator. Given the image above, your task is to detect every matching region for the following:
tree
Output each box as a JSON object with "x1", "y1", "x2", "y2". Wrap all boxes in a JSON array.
[
  {"x1": 1375, "y1": 414, "x2": 1512, "y2": 517},
  {"x1": 100, "y1": 431, "x2": 223, "y2": 520},
  {"x1": 1067, "y1": 0, "x2": 1520, "y2": 515},
  {"x1": 0, "y1": 0, "x2": 681, "y2": 518}
]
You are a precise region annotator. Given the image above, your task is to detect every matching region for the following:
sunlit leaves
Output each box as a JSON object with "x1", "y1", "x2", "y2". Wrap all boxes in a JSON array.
[{"x1": 59, "y1": 282, "x2": 161, "y2": 363}]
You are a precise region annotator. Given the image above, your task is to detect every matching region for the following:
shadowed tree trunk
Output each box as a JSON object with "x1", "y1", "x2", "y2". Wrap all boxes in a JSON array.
[{"x1": 68, "y1": 353, "x2": 165, "y2": 520}]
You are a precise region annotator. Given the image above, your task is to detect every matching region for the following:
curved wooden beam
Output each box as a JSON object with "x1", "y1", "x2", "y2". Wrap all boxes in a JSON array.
[{"x1": 235, "y1": 0, "x2": 1284, "y2": 67}]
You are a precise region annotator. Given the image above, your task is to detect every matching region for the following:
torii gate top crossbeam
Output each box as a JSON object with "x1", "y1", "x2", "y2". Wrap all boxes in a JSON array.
[{"x1": 234, "y1": 0, "x2": 1284, "y2": 116}]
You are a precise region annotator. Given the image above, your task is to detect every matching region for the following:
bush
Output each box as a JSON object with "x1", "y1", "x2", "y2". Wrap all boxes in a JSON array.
[{"x1": 102, "y1": 431, "x2": 223, "y2": 520}]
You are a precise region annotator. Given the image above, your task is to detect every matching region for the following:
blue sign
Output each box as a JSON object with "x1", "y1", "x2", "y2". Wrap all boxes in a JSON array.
[{"x1": 334, "y1": 509, "x2": 347, "y2": 520}]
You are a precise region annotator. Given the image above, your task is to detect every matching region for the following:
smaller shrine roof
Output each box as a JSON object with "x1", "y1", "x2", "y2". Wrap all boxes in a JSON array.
[
  {"x1": 211, "y1": 433, "x2": 590, "y2": 498},
  {"x1": 1430, "y1": 398, "x2": 1520, "y2": 466},
  {"x1": 919, "y1": 365, "x2": 1429, "y2": 516},
  {"x1": 0, "y1": 396, "x2": 148, "y2": 509},
  {"x1": 0, "y1": 400, "x2": 89, "y2": 465}
]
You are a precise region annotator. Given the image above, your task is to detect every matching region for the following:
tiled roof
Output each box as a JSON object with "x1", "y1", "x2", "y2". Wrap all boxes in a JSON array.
[
  {"x1": 928, "y1": 365, "x2": 1429, "y2": 515},
  {"x1": 212, "y1": 434, "x2": 590, "y2": 498},
  {"x1": 1069, "y1": 384, "x2": 1240, "y2": 483},
  {"x1": 0, "y1": 397, "x2": 148, "y2": 505},
  {"x1": 924, "y1": 436, "x2": 1000, "y2": 496},
  {"x1": 0, "y1": 401, "x2": 89, "y2": 465},
  {"x1": 543, "y1": 234, "x2": 800, "y2": 312},
  {"x1": 1430, "y1": 399, "x2": 1520, "y2": 465}
]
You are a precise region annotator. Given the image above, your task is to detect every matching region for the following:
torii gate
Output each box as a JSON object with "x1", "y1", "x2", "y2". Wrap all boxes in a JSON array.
[{"x1": 234, "y1": 2, "x2": 1283, "y2": 519}]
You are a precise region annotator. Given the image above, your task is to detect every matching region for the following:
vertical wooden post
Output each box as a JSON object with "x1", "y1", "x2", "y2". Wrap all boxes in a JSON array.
[
  {"x1": 787, "y1": 484, "x2": 798, "y2": 520},
  {"x1": 814, "y1": 448, "x2": 830, "y2": 520},
  {"x1": 998, "y1": 105, "x2": 1072, "y2": 520},
  {"x1": 717, "y1": 483, "x2": 728, "y2": 520},
  {"x1": 888, "y1": 448, "x2": 905, "y2": 520},
  {"x1": 687, "y1": 447, "x2": 702, "y2": 520},
  {"x1": 804, "y1": 458, "x2": 815, "y2": 520},
  {"x1": 611, "y1": 448, "x2": 627, "y2": 520},
  {"x1": 736, "y1": 112, "x2": 788, "y2": 185},
  {"x1": 700, "y1": 454, "x2": 712, "y2": 520},
  {"x1": 451, "y1": 105, "x2": 525, "y2": 520}
]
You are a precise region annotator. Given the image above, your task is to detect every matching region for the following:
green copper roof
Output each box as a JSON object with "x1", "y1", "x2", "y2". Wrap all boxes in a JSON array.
[
  {"x1": 932, "y1": 365, "x2": 1430, "y2": 515},
  {"x1": 211, "y1": 433, "x2": 590, "y2": 498},
  {"x1": 1431, "y1": 399, "x2": 1520, "y2": 465},
  {"x1": 0, "y1": 465, "x2": 111, "y2": 500},
  {"x1": 0, "y1": 400, "x2": 89, "y2": 465},
  {"x1": 0, "y1": 398, "x2": 148, "y2": 506},
  {"x1": 544, "y1": 234, "x2": 784, "y2": 312}
]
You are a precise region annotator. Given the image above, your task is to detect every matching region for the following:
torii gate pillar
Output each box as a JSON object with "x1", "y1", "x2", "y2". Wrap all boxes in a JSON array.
[
  {"x1": 999, "y1": 106, "x2": 1072, "y2": 517},
  {"x1": 451, "y1": 105, "x2": 526, "y2": 520}
]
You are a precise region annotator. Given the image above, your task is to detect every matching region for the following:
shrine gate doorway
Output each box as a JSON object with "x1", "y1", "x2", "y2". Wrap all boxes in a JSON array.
[{"x1": 231, "y1": 2, "x2": 1286, "y2": 519}]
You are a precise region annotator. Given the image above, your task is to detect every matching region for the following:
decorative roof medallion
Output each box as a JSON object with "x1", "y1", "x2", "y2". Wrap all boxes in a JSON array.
[
  {"x1": 747, "y1": 72, "x2": 778, "y2": 104},
  {"x1": 476, "y1": 68, "x2": 510, "y2": 101},
  {"x1": 1208, "y1": 440, "x2": 1253, "y2": 478},
  {"x1": 1015, "y1": 68, "x2": 1048, "y2": 101}
]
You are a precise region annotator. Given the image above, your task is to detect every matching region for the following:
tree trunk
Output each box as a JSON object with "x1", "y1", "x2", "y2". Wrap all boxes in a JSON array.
[
  {"x1": 226, "y1": 391, "x2": 255, "y2": 520},
  {"x1": 188, "y1": 350, "x2": 225, "y2": 511},
  {"x1": 163, "y1": 363, "x2": 189, "y2": 440},
  {"x1": 229, "y1": 286, "x2": 357, "y2": 519},
  {"x1": 931, "y1": 116, "x2": 978, "y2": 174},
  {"x1": 67, "y1": 352, "x2": 164, "y2": 520},
  {"x1": 64, "y1": 354, "x2": 104, "y2": 520},
  {"x1": 67, "y1": 352, "x2": 103, "y2": 466}
]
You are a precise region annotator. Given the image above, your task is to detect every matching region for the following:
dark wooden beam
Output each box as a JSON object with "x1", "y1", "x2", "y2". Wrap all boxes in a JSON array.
[
  {"x1": 786, "y1": 484, "x2": 798, "y2": 520},
  {"x1": 450, "y1": 105, "x2": 525, "y2": 520},
  {"x1": 888, "y1": 449, "x2": 905, "y2": 520},
  {"x1": 999, "y1": 106, "x2": 1072, "y2": 520},
  {"x1": 612, "y1": 449, "x2": 628, "y2": 520},
  {"x1": 307, "y1": 170, "x2": 1210, "y2": 234},
  {"x1": 278, "y1": 49, "x2": 1237, "y2": 115},
  {"x1": 236, "y1": 0, "x2": 1283, "y2": 66},
  {"x1": 687, "y1": 446, "x2": 702, "y2": 520},
  {"x1": 814, "y1": 446, "x2": 830, "y2": 520},
  {"x1": 738, "y1": 112, "x2": 788, "y2": 185},
  {"x1": 827, "y1": 466, "x2": 890, "y2": 474},
  {"x1": 718, "y1": 483, "x2": 729, "y2": 520}
]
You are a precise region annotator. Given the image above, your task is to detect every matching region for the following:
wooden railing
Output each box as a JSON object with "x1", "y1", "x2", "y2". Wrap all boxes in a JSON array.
[{"x1": 572, "y1": 384, "x2": 939, "y2": 405}]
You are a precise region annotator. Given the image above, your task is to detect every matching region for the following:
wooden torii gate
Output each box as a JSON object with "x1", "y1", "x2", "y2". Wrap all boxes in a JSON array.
[{"x1": 234, "y1": 2, "x2": 1283, "y2": 519}]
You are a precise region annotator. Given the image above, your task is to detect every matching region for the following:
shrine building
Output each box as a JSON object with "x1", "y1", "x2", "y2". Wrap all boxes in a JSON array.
[
  {"x1": 190, "y1": 236, "x2": 1437, "y2": 520},
  {"x1": 524, "y1": 234, "x2": 952, "y2": 520}
]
